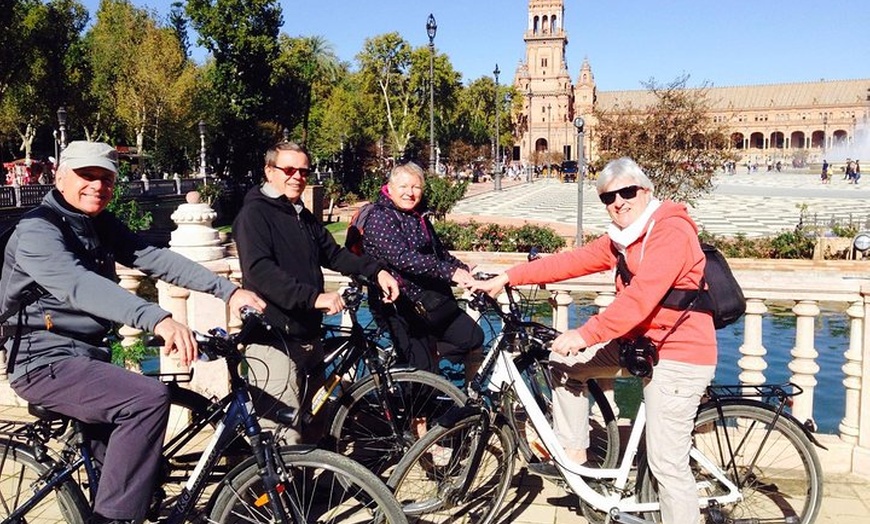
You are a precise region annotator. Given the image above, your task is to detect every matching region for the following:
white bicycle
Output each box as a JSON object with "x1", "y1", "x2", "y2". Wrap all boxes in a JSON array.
[{"x1": 387, "y1": 279, "x2": 825, "y2": 524}]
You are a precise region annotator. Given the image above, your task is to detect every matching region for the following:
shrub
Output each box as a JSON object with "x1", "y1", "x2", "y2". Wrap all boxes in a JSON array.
[
  {"x1": 425, "y1": 176, "x2": 469, "y2": 220},
  {"x1": 434, "y1": 220, "x2": 566, "y2": 253}
]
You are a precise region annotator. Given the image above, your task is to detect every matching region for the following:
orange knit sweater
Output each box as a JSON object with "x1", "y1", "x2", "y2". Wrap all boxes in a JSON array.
[{"x1": 506, "y1": 201, "x2": 717, "y2": 366}]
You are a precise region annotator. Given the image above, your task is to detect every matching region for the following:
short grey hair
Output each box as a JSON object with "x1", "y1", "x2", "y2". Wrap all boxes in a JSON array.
[
  {"x1": 265, "y1": 141, "x2": 309, "y2": 167},
  {"x1": 389, "y1": 162, "x2": 425, "y2": 186},
  {"x1": 596, "y1": 157, "x2": 655, "y2": 194}
]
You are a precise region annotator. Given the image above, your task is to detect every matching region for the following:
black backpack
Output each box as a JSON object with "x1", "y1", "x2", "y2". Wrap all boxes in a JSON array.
[
  {"x1": 616, "y1": 242, "x2": 746, "y2": 329},
  {"x1": 0, "y1": 206, "x2": 82, "y2": 372}
]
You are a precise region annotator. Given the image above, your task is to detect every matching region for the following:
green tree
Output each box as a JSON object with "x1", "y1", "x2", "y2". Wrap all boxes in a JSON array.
[
  {"x1": 187, "y1": 0, "x2": 282, "y2": 180},
  {"x1": 272, "y1": 35, "x2": 340, "y2": 147},
  {"x1": 0, "y1": 0, "x2": 88, "y2": 157},
  {"x1": 592, "y1": 75, "x2": 736, "y2": 203},
  {"x1": 356, "y1": 33, "x2": 413, "y2": 159}
]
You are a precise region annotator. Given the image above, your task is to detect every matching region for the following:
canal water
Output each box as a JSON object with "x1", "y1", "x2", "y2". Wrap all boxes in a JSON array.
[{"x1": 144, "y1": 300, "x2": 848, "y2": 435}]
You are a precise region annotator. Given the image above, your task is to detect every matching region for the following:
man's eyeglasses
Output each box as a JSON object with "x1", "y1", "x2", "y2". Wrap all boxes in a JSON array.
[
  {"x1": 270, "y1": 165, "x2": 311, "y2": 178},
  {"x1": 599, "y1": 185, "x2": 642, "y2": 205}
]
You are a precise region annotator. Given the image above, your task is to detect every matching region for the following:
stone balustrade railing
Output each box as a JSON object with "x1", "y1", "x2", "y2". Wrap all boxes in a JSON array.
[
  {"x1": 101, "y1": 253, "x2": 870, "y2": 474},
  {"x1": 1, "y1": 195, "x2": 868, "y2": 476}
]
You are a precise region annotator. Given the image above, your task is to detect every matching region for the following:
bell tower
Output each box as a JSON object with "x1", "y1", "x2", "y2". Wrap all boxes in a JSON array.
[{"x1": 514, "y1": 0, "x2": 574, "y2": 167}]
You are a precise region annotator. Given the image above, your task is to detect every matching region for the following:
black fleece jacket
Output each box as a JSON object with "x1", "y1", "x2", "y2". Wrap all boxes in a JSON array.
[{"x1": 233, "y1": 185, "x2": 383, "y2": 340}]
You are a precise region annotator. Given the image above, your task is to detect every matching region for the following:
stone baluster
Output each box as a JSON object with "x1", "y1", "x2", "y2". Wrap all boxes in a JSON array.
[
  {"x1": 857, "y1": 285, "x2": 870, "y2": 462},
  {"x1": 737, "y1": 298, "x2": 768, "y2": 385},
  {"x1": 157, "y1": 282, "x2": 191, "y2": 375},
  {"x1": 595, "y1": 290, "x2": 616, "y2": 312},
  {"x1": 592, "y1": 290, "x2": 619, "y2": 416},
  {"x1": 117, "y1": 270, "x2": 146, "y2": 369},
  {"x1": 788, "y1": 300, "x2": 821, "y2": 425},
  {"x1": 227, "y1": 265, "x2": 243, "y2": 334},
  {"x1": 160, "y1": 192, "x2": 230, "y2": 398},
  {"x1": 839, "y1": 299, "x2": 863, "y2": 443},
  {"x1": 549, "y1": 290, "x2": 573, "y2": 332}
]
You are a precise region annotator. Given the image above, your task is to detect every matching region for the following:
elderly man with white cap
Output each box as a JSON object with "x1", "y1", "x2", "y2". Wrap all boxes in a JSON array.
[{"x1": 0, "y1": 141, "x2": 265, "y2": 524}]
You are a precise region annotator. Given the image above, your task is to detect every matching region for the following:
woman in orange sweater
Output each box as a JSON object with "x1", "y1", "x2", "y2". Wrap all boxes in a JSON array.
[{"x1": 469, "y1": 157, "x2": 716, "y2": 524}]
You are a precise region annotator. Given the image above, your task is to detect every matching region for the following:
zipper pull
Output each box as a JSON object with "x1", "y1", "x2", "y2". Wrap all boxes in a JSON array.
[{"x1": 44, "y1": 313, "x2": 53, "y2": 330}]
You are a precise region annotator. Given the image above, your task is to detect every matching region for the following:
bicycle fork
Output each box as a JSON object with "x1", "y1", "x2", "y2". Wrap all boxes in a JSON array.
[{"x1": 248, "y1": 432, "x2": 297, "y2": 523}]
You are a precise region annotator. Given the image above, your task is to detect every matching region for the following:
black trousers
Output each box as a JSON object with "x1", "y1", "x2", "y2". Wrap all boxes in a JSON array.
[
  {"x1": 12, "y1": 357, "x2": 169, "y2": 521},
  {"x1": 377, "y1": 295, "x2": 484, "y2": 373}
]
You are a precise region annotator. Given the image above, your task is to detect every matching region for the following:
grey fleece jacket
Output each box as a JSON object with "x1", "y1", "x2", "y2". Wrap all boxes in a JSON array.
[{"x1": 0, "y1": 190, "x2": 238, "y2": 382}]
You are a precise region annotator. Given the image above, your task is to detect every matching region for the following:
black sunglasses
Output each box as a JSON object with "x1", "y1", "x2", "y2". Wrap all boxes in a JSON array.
[
  {"x1": 270, "y1": 165, "x2": 311, "y2": 178},
  {"x1": 599, "y1": 185, "x2": 642, "y2": 205}
]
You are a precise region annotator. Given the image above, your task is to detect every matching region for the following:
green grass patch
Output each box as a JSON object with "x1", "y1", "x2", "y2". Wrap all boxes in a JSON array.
[{"x1": 326, "y1": 221, "x2": 347, "y2": 246}]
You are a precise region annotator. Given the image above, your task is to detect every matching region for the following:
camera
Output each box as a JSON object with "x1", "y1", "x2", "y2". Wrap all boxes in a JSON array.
[{"x1": 618, "y1": 336, "x2": 659, "y2": 378}]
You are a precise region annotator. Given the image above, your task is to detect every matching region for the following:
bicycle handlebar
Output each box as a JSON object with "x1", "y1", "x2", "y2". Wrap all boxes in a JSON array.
[{"x1": 146, "y1": 306, "x2": 270, "y2": 363}]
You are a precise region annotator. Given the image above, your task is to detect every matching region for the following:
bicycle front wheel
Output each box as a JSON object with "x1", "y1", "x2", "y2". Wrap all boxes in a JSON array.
[
  {"x1": 329, "y1": 369, "x2": 467, "y2": 479},
  {"x1": 387, "y1": 411, "x2": 516, "y2": 524},
  {"x1": 208, "y1": 446, "x2": 408, "y2": 524},
  {"x1": 0, "y1": 441, "x2": 89, "y2": 524},
  {"x1": 638, "y1": 401, "x2": 823, "y2": 524}
]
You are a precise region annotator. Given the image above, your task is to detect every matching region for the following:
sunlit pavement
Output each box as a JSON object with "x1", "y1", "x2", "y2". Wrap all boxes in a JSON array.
[{"x1": 452, "y1": 171, "x2": 870, "y2": 239}]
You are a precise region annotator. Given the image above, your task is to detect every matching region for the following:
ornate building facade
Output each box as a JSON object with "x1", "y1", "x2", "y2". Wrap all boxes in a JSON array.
[{"x1": 513, "y1": 0, "x2": 870, "y2": 167}]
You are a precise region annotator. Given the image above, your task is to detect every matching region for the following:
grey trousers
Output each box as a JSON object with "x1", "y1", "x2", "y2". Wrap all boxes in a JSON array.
[
  {"x1": 549, "y1": 347, "x2": 714, "y2": 524},
  {"x1": 245, "y1": 339, "x2": 324, "y2": 444},
  {"x1": 11, "y1": 357, "x2": 169, "y2": 521}
]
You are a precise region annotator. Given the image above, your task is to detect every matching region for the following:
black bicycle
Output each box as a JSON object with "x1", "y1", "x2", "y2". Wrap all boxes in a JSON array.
[
  {"x1": 158, "y1": 279, "x2": 467, "y2": 483},
  {"x1": 0, "y1": 307, "x2": 408, "y2": 524}
]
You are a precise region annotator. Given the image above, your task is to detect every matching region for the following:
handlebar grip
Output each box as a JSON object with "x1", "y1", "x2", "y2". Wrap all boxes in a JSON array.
[{"x1": 472, "y1": 271, "x2": 499, "y2": 281}]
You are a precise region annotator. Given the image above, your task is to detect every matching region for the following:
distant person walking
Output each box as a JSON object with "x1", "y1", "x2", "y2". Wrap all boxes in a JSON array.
[
  {"x1": 854, "y1": 160, "x2": 861, "y2": 184},
  {"x1": 821, "y1": 159, "x2": 829, "y2": 184}
]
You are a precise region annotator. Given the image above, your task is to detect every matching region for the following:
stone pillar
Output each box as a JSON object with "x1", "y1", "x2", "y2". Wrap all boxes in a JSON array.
[
  {"x1": 169, "y1": 192, "x2": 225, "y2": 262},
  {"x1": 839, "y1": 299, "x2": 863, "y2": 443},
  {"x1": 164, "y1": 192, "x2": 231, "y2": 396},
  {"x1": 157, "y1": 282, "x2": 191, "y2": 375},
  {"x1": 738, "y1": 298, "x2": 768, "y2": 385},
  {"x1": 788, "y1": 300, "x2": 821, "y2": 425},
  {"x1": 855, "y1": 285, "x2": 870, "y2": 474},
  {"x1": 303, "y1": 184, "x2": 324, "y2": 223},
  {"x1": 549, "y1": 289, "x2": 573, "y2": 333},
  {"x1": 117, "y1": 271, "x2": 145, "y2": 369}
]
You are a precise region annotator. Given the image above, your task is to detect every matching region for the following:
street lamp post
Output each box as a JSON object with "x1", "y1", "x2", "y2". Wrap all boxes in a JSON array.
[
  {"x1": 546, "y1": 103, "x2": 551, "y2": 176},
  {"x1": 426, "y1": 14, "x2": 437, "y2": 174},
  {"x1": 198, "y1": 120, "x2": 208, "y2": 185},
  {"x1": 526, "y1": 89, "x2": 533, "y2": 181},
  {"x1": 282, "y1": 127, "x2": 289, "y2": 142},
  {"x1": 574, "y1": 117, "x2": 585, "y2": 246},
  {"x1": 493, "y1": 64, "x2": 501, "y2": 191},
  {"x1": 56, "y1": 107, "x2": 68, "y2": 151}
]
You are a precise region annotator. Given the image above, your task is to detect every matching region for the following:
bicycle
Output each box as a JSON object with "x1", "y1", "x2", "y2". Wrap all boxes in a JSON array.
[
  {"x1": 387, "y1": 279, "x2": 825, "y2": 524},
  {"x1": 158, "y1": 279, "x2": 467, "y2": 483},
  {"x1": 0, "y1": 307, "x2": 408, "y2": 524}
]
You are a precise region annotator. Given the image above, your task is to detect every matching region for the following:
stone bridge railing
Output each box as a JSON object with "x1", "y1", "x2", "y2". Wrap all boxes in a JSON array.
[{"x1": 0, "y1": 196, "x2": 868, "y2": 477}]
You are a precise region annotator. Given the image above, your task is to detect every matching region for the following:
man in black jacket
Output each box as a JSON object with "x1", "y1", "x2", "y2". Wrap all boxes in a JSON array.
[{"x1": 233, "y1": 141, "x2": 399, "y2": 443}]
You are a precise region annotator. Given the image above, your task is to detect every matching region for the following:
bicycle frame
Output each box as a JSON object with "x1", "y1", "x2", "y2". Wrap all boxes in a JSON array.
[{"x1": 480, "y1": 331, "x2": 744, "y2": 517}]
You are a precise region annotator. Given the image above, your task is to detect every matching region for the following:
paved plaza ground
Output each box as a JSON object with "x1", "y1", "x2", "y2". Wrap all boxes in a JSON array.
[{"x1": 452, "y1": 170, "x2": 870, "y2": 239}]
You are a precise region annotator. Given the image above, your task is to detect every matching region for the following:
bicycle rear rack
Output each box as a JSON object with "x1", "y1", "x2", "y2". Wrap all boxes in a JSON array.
[{"x1": 706, "y1": 382, "x2": 801, "y2": 402}]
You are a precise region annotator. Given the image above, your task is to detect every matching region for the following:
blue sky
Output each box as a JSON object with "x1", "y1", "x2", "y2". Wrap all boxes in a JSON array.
[{"x1": 81, "y1": 0, "x2": 869, "y2": 91}]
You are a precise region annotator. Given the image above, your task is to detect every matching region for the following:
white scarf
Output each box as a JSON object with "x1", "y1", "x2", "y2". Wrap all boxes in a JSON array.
[{"x1": 607, "y1": 198, "x2": 662, "y2": 253}]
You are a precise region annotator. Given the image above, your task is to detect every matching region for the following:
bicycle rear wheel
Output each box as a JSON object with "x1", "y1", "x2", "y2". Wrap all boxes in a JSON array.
[
  {"x1": 328, "y1": 369, "x2": 467, "y2": 479},
  {"x1": 638, "y1": 401, "x2": 823, "y2": 524},
  {"x1": 0, "y1": 441, "x2": 89, "y2": 523},
  {"x1": 208, "y1": 446, "x2": 408, "y2": 524},
  {"x1": 387, "y1": 411, "x2": 516, "y2": 524}
]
